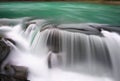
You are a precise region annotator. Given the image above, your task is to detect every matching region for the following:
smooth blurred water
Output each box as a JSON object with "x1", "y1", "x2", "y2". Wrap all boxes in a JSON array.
[
  {"x1": 0, "y1": 2, "x2": 120, "y2": 81},
  {"x1": 0, "y1": 24, "x2": 116, "y2": 81},
  {"x1": 0, "y1": 2, "x2": 120, "y2": 25}
]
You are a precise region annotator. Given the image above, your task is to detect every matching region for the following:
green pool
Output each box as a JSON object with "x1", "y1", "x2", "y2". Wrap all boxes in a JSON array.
[{"x1": 0, "y1": 2, "x2": 120, "y2": 25}]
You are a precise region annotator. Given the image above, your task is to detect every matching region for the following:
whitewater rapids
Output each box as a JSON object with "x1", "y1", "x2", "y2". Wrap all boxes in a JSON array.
[{"x1": 1, "y1": 21, "x2": 119, "y2": 81}]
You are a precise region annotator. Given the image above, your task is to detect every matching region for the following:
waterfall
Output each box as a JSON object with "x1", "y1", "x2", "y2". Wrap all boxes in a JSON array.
[
  {"x1": 0, "y1": 19, "x2": 120, "y2": 81},
  {"x1": 44, "y1": 28, "x2": 112, "y2": 75},
  {"x1": 101, "y1": 30, "x2": 120, "y2": 81}
]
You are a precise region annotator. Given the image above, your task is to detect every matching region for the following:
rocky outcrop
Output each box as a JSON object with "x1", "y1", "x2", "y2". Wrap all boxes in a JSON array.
[
  {"x1": 0, "y1": 64, "x2": 29, "y2": 81},
  {"x1": 0, "y1": 39, "x2": 29, "y2": 81},
  {"x1": 0, "y1": 39, "x2": 10, "y2": 65}
]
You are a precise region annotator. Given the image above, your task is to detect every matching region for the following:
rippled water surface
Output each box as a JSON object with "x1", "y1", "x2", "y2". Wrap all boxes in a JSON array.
[{"x1": 0, "y1": 2, "x2": 120, "y2": 25}]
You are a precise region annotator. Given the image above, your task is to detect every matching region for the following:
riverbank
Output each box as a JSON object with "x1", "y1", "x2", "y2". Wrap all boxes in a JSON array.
[
  {"x1": 75, "y1": 1, "x2": 120, "y2": 5},
  {"x1": 104, "y1": 1, "x2": 120, "y2": 5}
]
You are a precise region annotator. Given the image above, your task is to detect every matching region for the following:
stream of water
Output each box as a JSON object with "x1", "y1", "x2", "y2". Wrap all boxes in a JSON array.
[
  {"x1": 0, "y1": 2, "x2": 120, "y2": 81},
  {"x1": 0, "y1": 2, "x2": 120, "y2": 25},
  {"x1": 0, "y1": 20, "x2": 119, "y2": 81}
]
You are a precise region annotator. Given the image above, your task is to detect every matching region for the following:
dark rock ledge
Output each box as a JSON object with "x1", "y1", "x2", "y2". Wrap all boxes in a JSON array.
[
  {"x1": 0, "y1": 39, "x2": 29, "y2": 81},
  {"x1": 0, "y1": 64, "x2": 29, "y2": 81}
]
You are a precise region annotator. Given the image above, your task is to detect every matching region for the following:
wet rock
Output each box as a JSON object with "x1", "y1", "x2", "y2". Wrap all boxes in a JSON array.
[
  {"x1": 89, "y1": 25, "x2": 120, "y2": 33},
  {"x1": 4, "y1": 38, "x2": 16, "y2": 45},
  {"x1": 0, "y1": 39, "x2": 29, "y2": 81},
  {"x1": 40, "y1": 23, "x2": 102, "y2": 35},
  {"x1": 0, "y1": 64, "x2": 29, "y2": 81},
  {"x1": 47, "y1": 52, "x2": 62, "y2": 69},
  {"x1": 0, "y1": 74, "x2": 29, "y2": 81},
  {"x1": 0, "y1": 40, "x2": 10, "y2": 64}
]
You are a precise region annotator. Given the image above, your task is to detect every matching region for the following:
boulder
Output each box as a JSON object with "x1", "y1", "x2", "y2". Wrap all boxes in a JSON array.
[
  {"x1": 0, "y1": 39, "x2": 10, "y2": 64},
  {"x1": 0, "y1": 64, "x2": 29, "y2": 81}
]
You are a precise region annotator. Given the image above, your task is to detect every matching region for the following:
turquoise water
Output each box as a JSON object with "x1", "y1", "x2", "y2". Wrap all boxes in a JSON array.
[{"x1": 0, "y1": 2, "x2": 120, "y2": 25}]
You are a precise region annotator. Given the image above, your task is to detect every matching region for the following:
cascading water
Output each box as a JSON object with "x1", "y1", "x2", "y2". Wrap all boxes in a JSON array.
[{"x1": 0, "y1": 18, "x2": 120, "y2": 81}]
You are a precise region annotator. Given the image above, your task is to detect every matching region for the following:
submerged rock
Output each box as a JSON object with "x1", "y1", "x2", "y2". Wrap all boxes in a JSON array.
[{"x1": 0, "y1": 17, "x2": 32, "y2": 26}]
